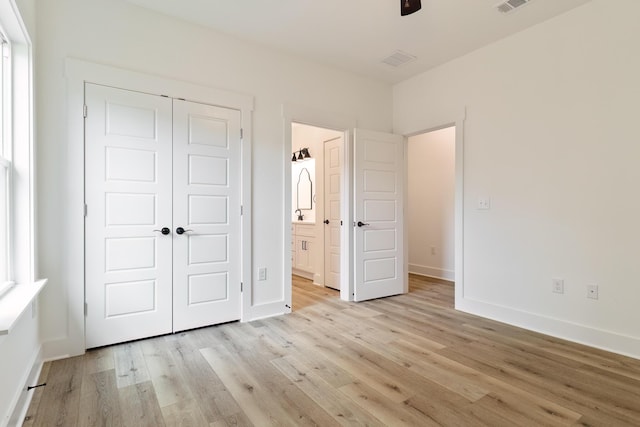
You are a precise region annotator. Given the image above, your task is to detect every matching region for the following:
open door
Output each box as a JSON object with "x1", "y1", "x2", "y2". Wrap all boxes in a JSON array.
[
  {"x1": 353, "y1": 128, "x2": 405, "y2": 302},
  {"x1": 324, "y1": 136, "x2": 343, "y2": 290}
]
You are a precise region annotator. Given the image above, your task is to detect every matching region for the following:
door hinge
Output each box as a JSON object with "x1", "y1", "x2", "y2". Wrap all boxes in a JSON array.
[
  {"x1": 84, "y1": 204, "x2": 88, "y2": 217},
  {"x1": 240, "y1": 128, "x2": 244, "y2": 139},
  {"x1": 83, "y1": 104, "x2": 88, "y2": 118},
  {"x1": 240, "y1": 282, "x2": 243, "y2": 292},
  {"x1": 84, "y1": 302, "x2": 88, "y2": 316},
  {"x1": 240, "y1": 205, "x2": 243, "y2": 216}
]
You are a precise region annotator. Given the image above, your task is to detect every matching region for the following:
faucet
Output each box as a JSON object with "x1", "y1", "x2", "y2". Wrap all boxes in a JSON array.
[{"x1": 295, "y1": 209, "x2": 304, "y2": 221}]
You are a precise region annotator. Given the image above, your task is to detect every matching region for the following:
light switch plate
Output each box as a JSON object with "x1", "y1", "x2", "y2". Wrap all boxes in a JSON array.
[
  {"x1": 552, "y1": 278, "x2": 564, "y2": 294},
  {"x1": 478, "y1": 197, "x2": 491, "y2": 210}
]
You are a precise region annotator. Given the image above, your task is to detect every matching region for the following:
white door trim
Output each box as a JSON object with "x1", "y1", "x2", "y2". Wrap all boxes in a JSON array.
[
  {"x1": 282, "y1": 104, "x2": 356, "y2": 303},
  {"x1": 56, "y1": 58, "x2": 253, "y2": 358}
]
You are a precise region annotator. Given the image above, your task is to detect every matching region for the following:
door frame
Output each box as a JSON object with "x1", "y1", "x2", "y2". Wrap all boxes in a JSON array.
[
  {"x1": 283, "y1": 105, "x2": 356, "y2": 304},
  {"x1": 60, "y1": 58, "x2": 254, "y2": 357},
  {"x1": 402, "y1": 110, "x2": 466, "y2": 308}
]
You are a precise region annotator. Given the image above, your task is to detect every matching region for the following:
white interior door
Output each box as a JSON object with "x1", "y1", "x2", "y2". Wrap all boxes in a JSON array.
[
  {"x1": 353, "y1": 128, "x2": 405, "y2": 302},
  {"x1": 86, "y1": 85, "x2": 243, "y2": 347},
  {"x1": 85, "y1": 83, "x2": 173, "y2": 348},
  {"x1": 324, "y1": 137, "x2": 342, "y2": 290},
  {"x1": 172, "y1": 100, "x2": 242, "y2": 331}
]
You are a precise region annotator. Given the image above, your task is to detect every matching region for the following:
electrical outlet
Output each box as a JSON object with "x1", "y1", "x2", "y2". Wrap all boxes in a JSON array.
[
  {"x1": 552, "y1": 278, "x2": 564, "y2": 294},
  {"x1": 430, "y1": 246, "x2": 436, "y2": 255},
  {"x1": 587, "y1": 284, "x2": 598, "y2": 300},
  {"x1": 258, "y1": 267, "x2": 267, "y2": 281}
]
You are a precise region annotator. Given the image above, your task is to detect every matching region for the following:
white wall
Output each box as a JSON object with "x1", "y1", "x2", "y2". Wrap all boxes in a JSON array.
[
  {"x1": 34, "y1": 0, "x2": 392, "y2": 357},
  {"x1": 407, "y1": 127, "x2": 455, "y2": 281},
  {"x1": 0, "y1": 308, "x2": 40, "y2": 426},
  {"x1": 394, "y1": 0, "x2": 640, "y2": 358}
]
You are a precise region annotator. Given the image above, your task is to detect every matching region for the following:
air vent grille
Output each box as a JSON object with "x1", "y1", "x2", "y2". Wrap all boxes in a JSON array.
[
  {"x1": 495, "y1": 0, "x2": 532, "y2": 14},
  {"x1": 381, "y1": 50, "x2": 417, "y2": 67}
]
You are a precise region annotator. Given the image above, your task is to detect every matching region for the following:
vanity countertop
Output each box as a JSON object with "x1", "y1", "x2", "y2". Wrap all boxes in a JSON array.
[{"x1": 293, "y1": 220, "x2": 315, "y2": 225}]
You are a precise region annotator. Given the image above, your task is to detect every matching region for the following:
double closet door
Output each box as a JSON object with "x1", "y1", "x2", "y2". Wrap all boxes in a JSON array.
[{"x1": 85, "y1": 83, "x2": 242, "y2": 348}]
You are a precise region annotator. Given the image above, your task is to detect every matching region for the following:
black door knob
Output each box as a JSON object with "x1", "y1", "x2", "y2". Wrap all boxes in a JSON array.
[
  {"x1": 357, "y1": 221, "x2": 370, "y2": 227},
  {"x1": 324, "y1": 219, "x2": 330, "y2": 224},
  {"x1": 153, "y1": 227, "x2": 171, "y2": 235},
  {"x1": 176, "y1": 227, "x2": 185, "y2": 235}
]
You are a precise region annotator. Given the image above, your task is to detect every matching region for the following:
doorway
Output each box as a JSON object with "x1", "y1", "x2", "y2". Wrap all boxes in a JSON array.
[
  {"x1": 290, "y1": 123, "x2": 344, "y2": 293},
  {"x1": 407, "y1": 126, "x2": 456, "y2": 282},
  {"x1": 283, "y1": 106, "x2": 413, "y2": 307}
]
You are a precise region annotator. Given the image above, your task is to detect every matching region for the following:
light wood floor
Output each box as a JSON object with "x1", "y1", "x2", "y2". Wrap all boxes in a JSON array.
[{"x1": 24, "y1": 275, "x2": 640, "y2": 426}]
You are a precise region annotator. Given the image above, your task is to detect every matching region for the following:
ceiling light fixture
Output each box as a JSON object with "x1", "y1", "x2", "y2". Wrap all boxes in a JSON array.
[{"x1": 401, "y1": 0, "x2": 422, "y2": 16}]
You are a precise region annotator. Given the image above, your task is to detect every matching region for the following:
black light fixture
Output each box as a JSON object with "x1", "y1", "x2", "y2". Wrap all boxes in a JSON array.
[
  {"x1": 291, "y1": 148, "x2": 311, "y2": 162},
  {"x1": 401, "y1": 0, "x2": 421, "y2": 16}
]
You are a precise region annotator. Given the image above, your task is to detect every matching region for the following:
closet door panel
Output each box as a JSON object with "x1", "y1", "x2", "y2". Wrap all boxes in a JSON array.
[
  {"x1": 172, "y1": 100, "x2": 242, "y2": 331},
  {"x1": 85, "y1": 83, "x2": 173, "y2": 348}
]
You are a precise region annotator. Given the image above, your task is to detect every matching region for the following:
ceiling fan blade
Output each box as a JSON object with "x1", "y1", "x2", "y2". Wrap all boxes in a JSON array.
[{"x1": 401, "y1": 0, "x2": 422, "y2": 16}]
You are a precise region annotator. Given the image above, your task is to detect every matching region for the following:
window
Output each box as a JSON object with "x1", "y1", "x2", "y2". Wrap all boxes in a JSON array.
[{"x1": 0, "y1": 1, "x2": 34, "y2": 298}]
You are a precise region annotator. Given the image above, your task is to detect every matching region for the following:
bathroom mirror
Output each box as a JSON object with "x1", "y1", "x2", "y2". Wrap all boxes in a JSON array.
[{"x1": 297, "y1": 168, "x2": 313, "y2": 210}]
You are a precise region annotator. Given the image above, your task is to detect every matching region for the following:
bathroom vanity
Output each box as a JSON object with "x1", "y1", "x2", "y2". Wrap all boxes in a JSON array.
[{"x1": 291, "y1": 222, "x2": 316, "y2": 280}]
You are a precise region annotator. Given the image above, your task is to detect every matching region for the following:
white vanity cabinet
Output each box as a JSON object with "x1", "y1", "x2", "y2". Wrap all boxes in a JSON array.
[{"x1": 292, "y1": 223, "x2": 316, "y2": 279}]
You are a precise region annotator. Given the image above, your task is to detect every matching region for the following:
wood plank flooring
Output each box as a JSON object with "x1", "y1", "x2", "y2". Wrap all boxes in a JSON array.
[{"x1": 23, "y1": 274, "x2": 640, "y2": 426}]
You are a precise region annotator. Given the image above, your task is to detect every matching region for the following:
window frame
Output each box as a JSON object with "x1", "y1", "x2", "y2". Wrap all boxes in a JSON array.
[
  {"x1": 0, "y1": 34, "x2": 13, "y2": 296},
  {"x1": 0, "y1": 0, "x2": 35, "y2": 296}
]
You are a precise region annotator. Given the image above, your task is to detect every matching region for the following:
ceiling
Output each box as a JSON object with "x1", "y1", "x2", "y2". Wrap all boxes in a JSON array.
[{"x1": 124, "y1": 0, "x2": 591, "y2": 84}]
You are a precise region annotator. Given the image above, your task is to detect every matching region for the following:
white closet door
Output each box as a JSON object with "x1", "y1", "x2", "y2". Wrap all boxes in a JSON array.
[
  {"x1": 172, "y1": 99, "x2": 242, "y2": 332},
  {"x1": 85, "y1": 83, "x2": 173, "y2": 348},
  {"x1": 353, "y1": 128, "x2": 405, "y2": 302}
]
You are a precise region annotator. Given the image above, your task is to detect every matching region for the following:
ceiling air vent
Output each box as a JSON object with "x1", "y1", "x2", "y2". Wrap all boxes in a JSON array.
[
  {"x1": 495, "y1": 0, "x2": 531, "y2": 14},
  {"x1": 381, "y1": 50, "x2": 417, "y2": 68}
]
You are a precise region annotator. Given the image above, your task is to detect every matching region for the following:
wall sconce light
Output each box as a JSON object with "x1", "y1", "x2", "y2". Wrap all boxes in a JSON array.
[
  {"x1": 401, "y1": 0, "x2": 421, "y2": 16},
  {"x1": 291, "y1": 148, "x2": 311, "y2": 162}
]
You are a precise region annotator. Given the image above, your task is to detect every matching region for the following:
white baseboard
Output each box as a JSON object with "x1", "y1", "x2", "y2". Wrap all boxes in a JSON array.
[
  {"x1": 42, "y1": 337, "x2": 80, "y2": 361},
  {"x1": 7, "y1": 346, "x2": 43, "y2": 427},
  {"x1": 292, "y1": 269, "x2": 313, "y2": 280},
  {"x1": 313, "y1": 273, "x2": 323, "y2": 287},
  {"x1": 456, "y1": 297, "x2": 640, "y2": 360},
  {"x1": 409, "y1": 264, "x2": 454, "y2": 281}
]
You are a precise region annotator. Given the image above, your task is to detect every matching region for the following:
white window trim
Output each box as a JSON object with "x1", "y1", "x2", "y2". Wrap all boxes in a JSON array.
[
  {"x1": 0, "y1": 0, "x2": 40, "y2": 332},
  {"x1": 0, "y1": 157, "x2": 11, "y2": 297}
]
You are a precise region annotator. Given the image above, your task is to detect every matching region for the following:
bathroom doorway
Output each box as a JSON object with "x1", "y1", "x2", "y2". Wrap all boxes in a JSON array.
[{"x1": 290, "y1": 123, "x2": 344, "y2": 292}]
